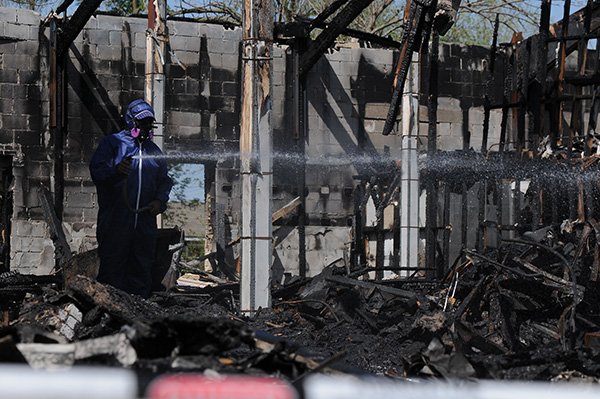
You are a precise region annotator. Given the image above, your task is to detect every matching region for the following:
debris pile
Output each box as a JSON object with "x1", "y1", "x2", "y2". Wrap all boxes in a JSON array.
[{"x1": 2, "y1": 221, "x2": 600, "y2": 385}]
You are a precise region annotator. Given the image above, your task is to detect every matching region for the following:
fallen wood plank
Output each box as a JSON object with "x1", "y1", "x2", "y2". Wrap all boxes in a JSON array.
[
  {"x1": 512, "y1": 256, "x2": 585, "y2": 295},
  {"x1": 17, "y1": 332, "x2": 137, "y2": 369},
  {"x1": 38, "y1": 186, "x2": 72, "y2": 273},
  {"x1": 325, "y1": 275, "x2": 416, "y2": 300},
  {"x1": 272, "y1": 196, "x2": 301, "y2": 223},
  {"x1": 66, "y1": 275, "x2": 162, "y2": 330}
]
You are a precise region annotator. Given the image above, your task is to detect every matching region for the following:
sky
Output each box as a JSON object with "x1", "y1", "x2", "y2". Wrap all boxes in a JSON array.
[{"x1": 170, "y1": 164, "x2": 205, "y2": 203}]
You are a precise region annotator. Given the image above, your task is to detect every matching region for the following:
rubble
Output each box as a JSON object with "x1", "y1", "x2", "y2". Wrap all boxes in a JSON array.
[{"x1": 2, "y1": 218, "x2": 600, "y2": 389}]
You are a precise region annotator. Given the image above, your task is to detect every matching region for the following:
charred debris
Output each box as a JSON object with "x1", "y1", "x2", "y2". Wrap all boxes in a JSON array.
[
  {"x1": 5, "y1": 0, "x2": 600, "y2": 389},
  {"x1": 3, "y1": 219, "x2": 600, "y2": 384}
]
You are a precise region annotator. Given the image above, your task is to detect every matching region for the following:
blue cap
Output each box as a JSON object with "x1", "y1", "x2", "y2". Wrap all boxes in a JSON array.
[{"x1": 124, "y1": 99, "x2": 155, "y2": 129}]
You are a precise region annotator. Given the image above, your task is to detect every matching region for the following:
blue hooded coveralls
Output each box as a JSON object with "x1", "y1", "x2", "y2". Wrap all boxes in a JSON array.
[{"x1": 89, "y1": 115, "x2": 173, "y2": 297}]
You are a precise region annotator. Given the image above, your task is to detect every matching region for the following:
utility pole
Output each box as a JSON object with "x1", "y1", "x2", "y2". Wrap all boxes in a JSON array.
[
  {"x1": 146, "y1": 0, "x2": 166, "y2": 228},
  {"x1": 240, "y1": 0, "x2": 274, "y2": 314},
  {"x1": 146, "y1": 0, "x2": 166, "y2": 152}
]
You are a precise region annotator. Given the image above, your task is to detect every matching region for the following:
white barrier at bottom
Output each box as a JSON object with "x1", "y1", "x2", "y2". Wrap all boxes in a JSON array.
[
  {"x1": 304, "y1": 375, "x2": 600, "y2": 399},
  {"x1": 0, "y1": 365, "x2": 137, "y2": 399}
]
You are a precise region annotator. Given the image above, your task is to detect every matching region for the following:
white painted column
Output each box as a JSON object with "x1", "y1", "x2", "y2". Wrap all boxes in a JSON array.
[{"x1": 399, "y1": 53, "x2": 420, "y2": 273}]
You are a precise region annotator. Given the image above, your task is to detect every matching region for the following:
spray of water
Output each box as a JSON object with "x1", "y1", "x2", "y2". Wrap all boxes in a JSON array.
[
  {"x1": 136, "y1": 149, "x2": 600, "y2": 184},
  {"x1": 136, "y1": 150, "x2": 399, "y2": 168},
  {"x1": 420, "y1": 152, "x2": 600, "y2": 184}
]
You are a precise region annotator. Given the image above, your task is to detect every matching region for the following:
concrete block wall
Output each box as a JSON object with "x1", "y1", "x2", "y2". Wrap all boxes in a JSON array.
[
  {"x1": 434, "y1": 43, "x2": 505, "y2": 152},
  {"x1": 0, "y1": 8, "x2": 510, "y2": 275}
]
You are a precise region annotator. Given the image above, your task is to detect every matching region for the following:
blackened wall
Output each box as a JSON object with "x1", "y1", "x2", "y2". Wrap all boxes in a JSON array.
[{"x1": 0, "y1": 7, "x2": 504, "y2": 274}]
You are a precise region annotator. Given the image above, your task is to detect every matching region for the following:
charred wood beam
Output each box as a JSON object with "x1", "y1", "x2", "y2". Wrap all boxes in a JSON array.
[
  {"x1": 66, "y1": 275, "x2": 161, "y2": 333},
  {"x1": 512, "y1": 256, "x2": 584, "y2": 294},
  {"x1": 57, "y1": 0, "x2": 103, "y2": 58},
  {"x1": 546, "y1": 32, "x2": 600, "y2": 42},
  {"x1": 490, "y1": 289, "x2": 520, "y2": 351},
  {"x1": 590, "y1": 220, "x2": 600, "y2": 281},
  {"x1": 291, "y1": 350, "x2": 347, "y2": 384},
  {"x1": 299, "y1": 17, "x2": 403, "y2": 49},
  {"x1": 532, "y1": 0, "x2": 551, "y2": 151},
  {"x1": 38, "y1": 186, "x2": 72, "y2": 272},
  {"x1": 556, "y1": 0, "x2": 571, "y2": 152},
  {"x1": 448, "y1": 275, "x2": 486, "y2": 323},
  {"x1": 454, "y1": 319, "x2": 507, "y2": 355},
  {"x1": 481, "y1": 14, "x2": 499, "y2": 153},
  {"x1": 382, "y1": 0, "x2": 433, "y2": 136},
  {"x1": 464, "y1": 249, "x2": 536, "y2": 278},
  {"x1": 299, "y1": 0, "x2": 376, "y2": 77},
  {"x1": 326, "y1": 275, "x2": 416, "y2": 300},
  {"x1": 501, "y1": 238, "x2": 571, "y2": 277},
  {"x1": 425, "y1": 32, "x2": 439, "y2": 277},
  {"x1": 348, "y1": 266, "x2": 436, "y2": 278},
  {"x1": 549, "y1": 1, "x2": 600, "y2": 40}
]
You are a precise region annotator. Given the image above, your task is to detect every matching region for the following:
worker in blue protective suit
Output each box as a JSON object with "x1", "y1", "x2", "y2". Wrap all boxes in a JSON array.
[{"x1": 89, "y1": 99, "x2": 173, "y2": 298}]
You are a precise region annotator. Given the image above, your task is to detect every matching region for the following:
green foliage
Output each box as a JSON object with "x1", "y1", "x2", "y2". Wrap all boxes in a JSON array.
[
  {"x1": 0, "y1": 0, "x2": 52, "y2": 10},
  {"x1": 169, "y1": 0, "x2": 538, "y2": 46},
  {"x1": 442, "y1": 0, "x2": 539, "y2": 46},
  {"x1": 100, "y1": 0, "x2": 146, "y2": 15},
  {"x1": 181, "y1": 239, "x2": 204, "y2": 262},
  {"x1": 169, "y1": 163, "x2": 192, "y2": 204}
]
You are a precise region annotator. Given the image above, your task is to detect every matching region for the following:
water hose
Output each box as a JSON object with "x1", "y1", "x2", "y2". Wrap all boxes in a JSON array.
[{"x1": 122, "y1": 176, "x2": 150, "y2": 214}]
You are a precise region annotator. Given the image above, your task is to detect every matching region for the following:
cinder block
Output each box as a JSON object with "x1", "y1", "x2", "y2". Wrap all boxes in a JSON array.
[
  {"x1": 5, "y1": 22, "x2": 29, "y2": 40},
  {"x1": 15, "y1": 219, "x2": 47, "y2": 238},
  {"x1": 82, "y1": 208, "x2": 98, "y2": 223},
  {"x1": 18, "y1": 69, "x2": 40, "y2": 85},
  {"x1": 67, "y1": 192, "x2": 94, "y2": 208},
  {"x1": 2, "y1": 114, "x2": 26, "y2": 130},
  {"x1": 85, "y1": 28, "x2": 110, "y2": 45},
  {"x1": 437, "y1": 131, "x2": 464, "y2": 151},
  {"x1": 168, "y1": 110, "x2": 201, "y2": 127},
  {"x1": 0, "y1": 68, "x2": 17, "y2": 84},
  {"x1": 17, "y1": 236, "x2": 47, "y2": 253},
  {"x1": 0, "y1": 8, "x2": 18, "y2": 23},
  {"x1": 199, "y1": 24, "x2": 228, "y2": 40},
  {"x1": 133, "y1": 31, "x2": 146, "y2": 48},
  {"x1": 220, "y1": 53, "x2": 239, "y2": 71},
  {"x1": 165, "y1": 20, "x2": 186, "y2": 37},
  {"x1": 96, "y1": 15, "x2": 132, "y2": 32},
  {"x1": 14, "y1": 130, "x2": 40, "y2": 146},
  {"x1": 0, "y1": 40, "x2": 17, "y2": 54},
  {"x1": 215, "y1": 38, "x2": 240, "y2": 55},
  {"x1": 169, "y1": 34, "x2": 195, "y2": 51},
  {"x1": 95, "y1": 44, "x2": 123, "y2": 61},
  {"x1": 66, "y1": 162, "x2": 91, "y2": 179}
]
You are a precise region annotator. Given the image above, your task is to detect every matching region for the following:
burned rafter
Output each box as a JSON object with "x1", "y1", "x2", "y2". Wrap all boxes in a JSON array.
[
  {"x1": 382, "y1": 0, "x2": 435, "y2": 136},
  {"x1": 295, "y1": 17, "x2": 403, "y2": 49},
  {"x1": 299, "y1": 0, "x2": 377, "y2": 77},
  {"x1": 55, "y1": 0, "x2": 103, "y2": 58}
]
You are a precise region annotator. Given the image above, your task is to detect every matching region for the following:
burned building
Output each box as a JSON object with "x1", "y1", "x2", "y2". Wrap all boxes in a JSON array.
[{"x1": 0, "y1": 1, "x2": 597, "y2": 292}]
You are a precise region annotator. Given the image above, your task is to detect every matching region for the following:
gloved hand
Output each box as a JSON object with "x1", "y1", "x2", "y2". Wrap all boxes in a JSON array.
[
  {"x1": 117, "y1": 157, "x2": 132, "y2": 175},
  {"x1": 148, "y1": 200, "x2": 162, "y2": 216}
]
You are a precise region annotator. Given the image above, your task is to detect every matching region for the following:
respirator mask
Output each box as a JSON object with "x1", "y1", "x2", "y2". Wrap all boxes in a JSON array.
[{"x1": 131, "y1": 117, "x2": 155, "y2": 141}]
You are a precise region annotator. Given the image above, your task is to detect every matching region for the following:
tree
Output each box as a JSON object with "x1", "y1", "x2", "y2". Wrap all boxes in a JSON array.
[
  {"x1": 99, "y1": 0, "x2": 147, "y2": 15},
  {"x1": 0, "y1": 0, "x2": 53, "y2": 10},
  {"x1": 168, "y1": 0, "x2": 540, "y2": 46},
  {"x1": 443, "y1": 0, "x2": 539, "y2": 45}
]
